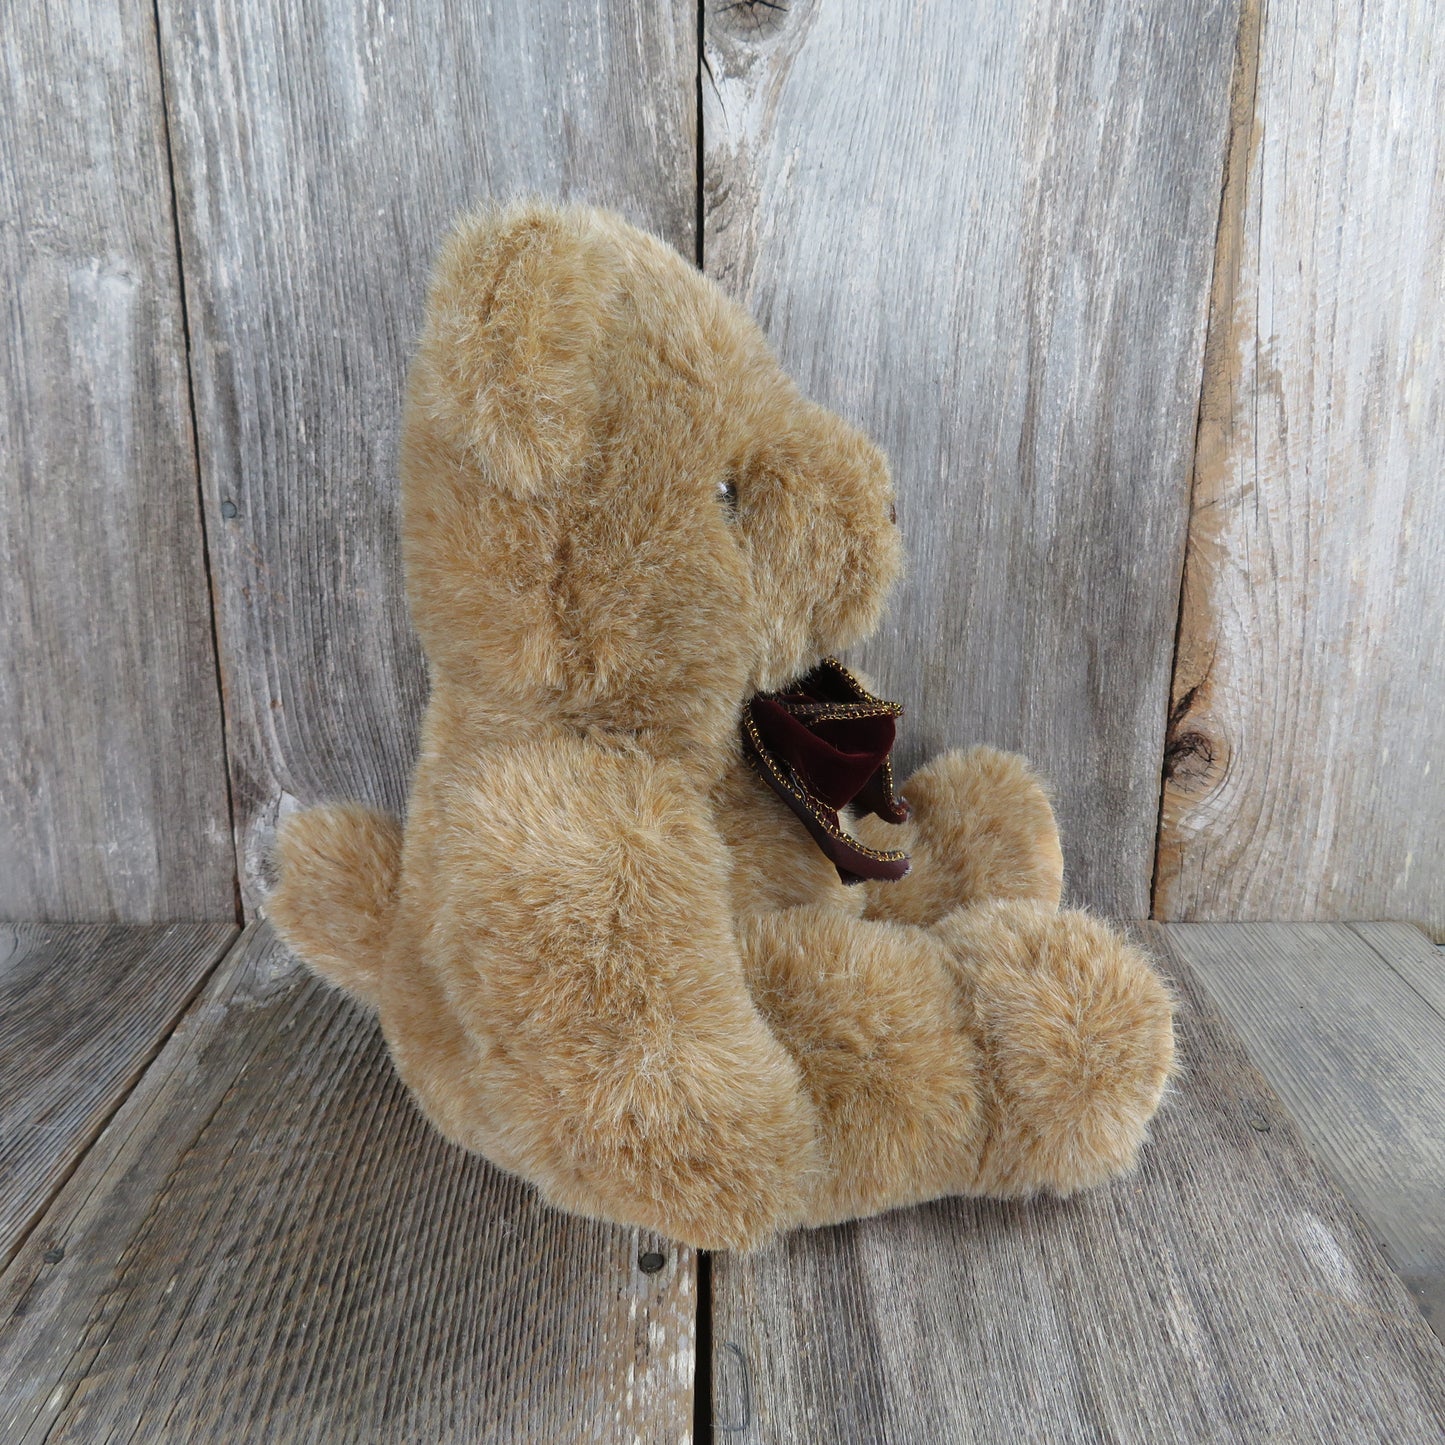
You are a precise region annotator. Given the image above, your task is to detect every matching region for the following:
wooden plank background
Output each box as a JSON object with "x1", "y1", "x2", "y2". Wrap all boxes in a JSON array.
[
  {"x1": 153, "y1": 0, "x2": 696, "y2": 913},
  {"x1": 1156, "y1": 0, "x2": 1445, "y2": 936},
  {"x1": 5, "y1": 0, "x2": 1441, "y2": 934},
  {"x1": 704, "y1": 0, "x2": 1242, "y2": 916},
  {"x1": 0, "y1": 0, "x2": 235, "y2": 921}
]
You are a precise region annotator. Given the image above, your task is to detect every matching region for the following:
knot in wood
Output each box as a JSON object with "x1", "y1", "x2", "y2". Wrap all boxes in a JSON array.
[
  {"x1": 1164, "y1": 729, "x2": 1219, "y2": 790},
  {"x1": 713, "y1": 0, "x2": 793, "y2": 41}
]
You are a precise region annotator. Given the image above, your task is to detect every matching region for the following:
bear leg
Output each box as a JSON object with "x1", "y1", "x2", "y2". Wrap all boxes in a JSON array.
[
  {"x1": 934, "y1": 900, "x2": 1176, "y2": 1197},
  {"x1": 740, "y1": 899, "x2": 1174, "y2": 1223},
  {"x1": 741, "y1": 905, "x2": 990, "y2": 1225}
]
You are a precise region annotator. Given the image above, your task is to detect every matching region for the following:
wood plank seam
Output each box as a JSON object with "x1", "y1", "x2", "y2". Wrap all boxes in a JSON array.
[
  {"x1": 1352, "y1": 925, "x2": 1445, "y2": 1028},
  {"x1": 146, "y1": 0, "x2": 242, "y2": 924},
  {"x1": 694, "y1": 12, "x2": 709, "y2": 1427},
  {"x1": 695, "y1": 0, "x2": 706, "y2": 269},
  {"x1": 0, "y1": 923, "x2": 239, "y2": 1273},
  {"x1": 1150, "y1": 0, "x2": 1263, "y2": 921},
  {"x1": 0, "y1": 951, "x2": 227, "y2": 1277}
]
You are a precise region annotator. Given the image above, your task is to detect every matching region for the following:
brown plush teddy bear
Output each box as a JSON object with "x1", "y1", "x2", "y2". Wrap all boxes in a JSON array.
[{"x1": 270, "y1": 203, "x2": 1174, "y2": 1251}]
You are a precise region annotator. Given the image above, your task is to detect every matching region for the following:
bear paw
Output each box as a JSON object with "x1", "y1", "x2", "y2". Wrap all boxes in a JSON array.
[
  {"x1": 857, "y1": 747, "x2": 1064, "y2": 927},
  {"x1": 934, "y1": 901, "x2": 1175, "y2": 1196}
]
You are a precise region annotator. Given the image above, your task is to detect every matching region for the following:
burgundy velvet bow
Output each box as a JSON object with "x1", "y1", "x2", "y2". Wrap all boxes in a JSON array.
[{"x1": 741, "y1": 658, "x2": 911, "y2": 885}]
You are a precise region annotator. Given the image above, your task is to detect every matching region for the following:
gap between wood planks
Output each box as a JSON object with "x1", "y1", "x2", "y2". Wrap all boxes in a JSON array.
[
  {"x1": 1149, "y1": 0, "x2": 1263, "y2": 922},
  {"x1": 147, "y1": 0, "x2": 243, "y2": 927},
  {"x1": 0, "y1": 923, "x2": 237, "y2": 1272}
]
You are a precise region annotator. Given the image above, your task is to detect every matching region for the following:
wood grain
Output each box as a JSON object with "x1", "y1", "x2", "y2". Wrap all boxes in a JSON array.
[
  {"x1": 1351, "y1": 921, "x2": 1445, "y2": 1020},
  {"x1": 703, "y1": 0, "x2": 1241, "y2": 916},
  {"x1": 0, "y1": 922, "x2": 234, "y2": 1270},
  {"x1": 1168, "y1": 921, "x2": 1445, "y2": 1339},
  {"x1": 153, "y1": 0, "x2": 697, "y2": 912},
  {"x1": 710, "y1": 923, "x2": 1445, "y2": 1443},
  {"x1": 0, "y1": 924, "x2": 697, "y2": 1444},
  {"x1": 0, "y1": 0, "x2": 235, "y2": 920},
  {"x1": 1156, "y1": 0, "x2": 1445, "y2": 936}
]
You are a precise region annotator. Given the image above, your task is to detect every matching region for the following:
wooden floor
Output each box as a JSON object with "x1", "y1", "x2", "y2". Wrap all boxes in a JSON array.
[{"x1": 2, "y1": 922, "x2": 1442, "y2": 1443}]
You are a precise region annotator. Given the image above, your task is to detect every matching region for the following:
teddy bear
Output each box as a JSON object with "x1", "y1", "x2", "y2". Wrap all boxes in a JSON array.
[{"x1": 270, "y1": 202, "x2": 1175, "y2": 1251}]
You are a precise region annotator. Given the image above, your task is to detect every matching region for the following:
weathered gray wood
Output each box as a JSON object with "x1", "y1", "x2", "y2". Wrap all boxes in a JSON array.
[
  {"x1": 1156, "y1": 0, "x2": 1445, "y2": 936},
  {"x1": 710, "y1": 923, "x2": 1445, "y2": 1443},
  {"x1": 1351, "y1": 922, "x2": 1445, "y2": 1020},
  {"x1": 0, "y1": 924, "x2": 697, "y2": 1443},
  {"x1": 704, "y1": 0, "x2": 1241, "y2": 915},
  {"x1": 0, "y1": 922, "x2": 235, "y2": 1270},
  {"x1": 1168, "y1": 921, "x2": 1445, "y2": 1339},
  {"x1": 0, "y1": 0, "x2": 236, "y2": 920},
  {"x1": 154, "y1": 0, "x2": 696, "y2": 912}
]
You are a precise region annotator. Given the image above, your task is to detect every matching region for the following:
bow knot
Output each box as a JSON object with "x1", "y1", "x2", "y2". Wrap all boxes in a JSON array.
[{"x1": 741, "y1": 658, "x2": 911, "y2": 884}]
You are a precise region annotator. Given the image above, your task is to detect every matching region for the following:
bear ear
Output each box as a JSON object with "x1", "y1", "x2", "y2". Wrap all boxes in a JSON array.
[{"x1": 407, "y1": 203, "x2": 622, "y2": 497}]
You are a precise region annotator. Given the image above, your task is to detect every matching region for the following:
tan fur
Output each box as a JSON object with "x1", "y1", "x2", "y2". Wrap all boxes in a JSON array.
[
  {"x1": 269, "y1": 203, "x2": 1174, "y2": 1250},
  {"x1": 857, "y1": 746, "x2": 1065, "y2": 926},
  {"x1": 270, "y1": 805, "x2": 402, "y2": 1005}
]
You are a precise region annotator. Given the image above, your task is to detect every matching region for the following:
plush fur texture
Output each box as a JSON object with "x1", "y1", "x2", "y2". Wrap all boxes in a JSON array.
[{"x1": 270, "y1": 203, "x2": 1175, "y2": 1250}]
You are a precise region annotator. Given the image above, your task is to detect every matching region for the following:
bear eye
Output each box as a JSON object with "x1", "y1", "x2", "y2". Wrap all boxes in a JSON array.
[{"x1": 716, "y1": 474, "x2": 739, "y2": 518}]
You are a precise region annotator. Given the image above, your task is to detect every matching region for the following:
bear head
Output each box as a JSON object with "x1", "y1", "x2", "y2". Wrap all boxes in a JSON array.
[{"x1": 401, "y1": 203, "x2": 900, "y2": 766}]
